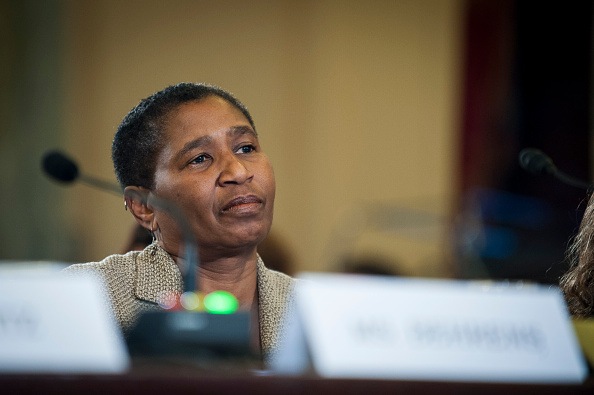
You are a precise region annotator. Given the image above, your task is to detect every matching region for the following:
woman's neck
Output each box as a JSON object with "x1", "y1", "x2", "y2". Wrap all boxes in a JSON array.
[
  {"x1": 201, "y1": 255, "x2": 258, "y2": 309},
  {"x1": 173, "y1": 248, "x2": 259, "y2": 310},
  {"x1": 167, "y1": 246, "x2": 262, "y2": 354}
]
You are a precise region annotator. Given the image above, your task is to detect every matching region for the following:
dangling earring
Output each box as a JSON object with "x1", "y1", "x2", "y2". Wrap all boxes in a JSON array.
[
  {"x1": 150, "y1": 232, "x2": 157, "y2": 257},
  {"x1": 150, "y1": 217, "x2": 161, "y2": 257}
]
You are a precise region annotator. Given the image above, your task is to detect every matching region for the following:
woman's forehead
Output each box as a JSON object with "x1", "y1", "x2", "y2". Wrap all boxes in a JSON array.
[
  {"x1": 156, "y1": 97, "x2": 255, "y2": 164},
  {"x1": 164, "y1": 97, "x2": 251, "y2": 139}
]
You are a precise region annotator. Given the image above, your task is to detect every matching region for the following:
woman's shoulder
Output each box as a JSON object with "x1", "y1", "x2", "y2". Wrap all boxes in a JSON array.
[
  {"x1": 258, "y1": 258, "x2": 295, "y2": 288},
  {"x1": 62, "y1": 249, "x2": 142, "y2": 277}
]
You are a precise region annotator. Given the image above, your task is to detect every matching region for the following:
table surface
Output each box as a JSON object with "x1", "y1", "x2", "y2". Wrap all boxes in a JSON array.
[{"x1": 2, "y1": 361, "x2": 593, "y2": 395}]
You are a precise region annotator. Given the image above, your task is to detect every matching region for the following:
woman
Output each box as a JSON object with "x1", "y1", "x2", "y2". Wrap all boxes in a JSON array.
[
  {"x1": 64, "y1": 83, "x2": 294, "y2": 361},
  {"x1": 561, "y1": 193, "x2": 594, "y2": 318}
]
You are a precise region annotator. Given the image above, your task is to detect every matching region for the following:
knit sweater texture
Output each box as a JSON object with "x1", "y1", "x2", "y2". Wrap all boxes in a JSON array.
[{"x1": 63, "y1": 242, "x2": 295, "y2": 360}]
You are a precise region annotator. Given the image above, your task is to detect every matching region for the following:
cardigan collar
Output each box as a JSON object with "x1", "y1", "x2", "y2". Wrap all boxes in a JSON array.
[
  {"x1": 132, "y1": 242, "x2": 270, "y2": 310},
  {"x1": 133, "y1": 242, "x2": 184, "y2": 304},
  {"x1": 132, "y1": 242, "x2": 276, "y2": 356}
]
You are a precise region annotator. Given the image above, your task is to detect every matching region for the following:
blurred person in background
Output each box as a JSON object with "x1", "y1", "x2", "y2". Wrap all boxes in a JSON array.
[{"x1": 561, "y1": 193, "x2": 594, "y2": 318}]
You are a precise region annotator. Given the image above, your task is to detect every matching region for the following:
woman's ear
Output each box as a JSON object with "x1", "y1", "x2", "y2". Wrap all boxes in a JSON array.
[{"x1": 124, "y1": 186, "x2": 155, "y2": 231}]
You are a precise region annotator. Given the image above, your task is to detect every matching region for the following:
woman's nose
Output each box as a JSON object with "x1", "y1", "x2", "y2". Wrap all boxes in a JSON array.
[{"x1": 217, "y1": 154, "x2": 252, "y2": 186}]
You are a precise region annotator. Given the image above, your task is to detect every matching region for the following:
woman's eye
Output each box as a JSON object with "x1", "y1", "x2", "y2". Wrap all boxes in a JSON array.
[
  {"x1": 190, "y1": 154, "x2": 208, "y2": 164},
  {"x1": 237, "y1": 145, "x2": 256, "y2": 154}
]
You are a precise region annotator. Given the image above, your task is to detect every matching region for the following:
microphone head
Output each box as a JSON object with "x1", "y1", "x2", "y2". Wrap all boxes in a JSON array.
[
  {"x1": 42, "y1": 150, "x2": 79, "y2": 183},
  {"x1": 519, "y1": 148, "x2": 557, "y2": 175}
]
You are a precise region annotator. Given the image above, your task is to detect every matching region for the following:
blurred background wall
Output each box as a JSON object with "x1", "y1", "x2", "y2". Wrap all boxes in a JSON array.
[{"x1": 1, "y1": 0, "x2": 591, "y2": 283}]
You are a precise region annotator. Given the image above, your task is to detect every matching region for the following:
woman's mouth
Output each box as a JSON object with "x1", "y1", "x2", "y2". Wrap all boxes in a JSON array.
[{"x1": 221, "y1": 195, "x2": 263, "y2": 213}]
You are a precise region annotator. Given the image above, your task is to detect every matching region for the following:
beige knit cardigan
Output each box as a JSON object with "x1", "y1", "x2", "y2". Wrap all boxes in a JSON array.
[{"x1": 63, "y1": 242, "x2": 295, "y2": 360}]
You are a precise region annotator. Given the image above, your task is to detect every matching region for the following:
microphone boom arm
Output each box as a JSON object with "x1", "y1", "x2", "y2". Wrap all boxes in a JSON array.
[
  {"x1": 124, "y1": 189, "x2": 199, "y2": 294},
  {"x1": 78, "y1": 174, "x2": 123, "y2": 196}
]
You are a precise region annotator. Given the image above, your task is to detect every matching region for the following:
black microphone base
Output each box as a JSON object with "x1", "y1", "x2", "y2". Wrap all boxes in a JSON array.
[{"x1": 126, "y1": 311, "x2": 254, "y2": 363}]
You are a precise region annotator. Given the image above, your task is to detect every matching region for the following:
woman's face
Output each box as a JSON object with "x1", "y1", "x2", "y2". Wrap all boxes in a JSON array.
[{"x1": 150, "y1": 96, "x2": 275, "y2": 259}]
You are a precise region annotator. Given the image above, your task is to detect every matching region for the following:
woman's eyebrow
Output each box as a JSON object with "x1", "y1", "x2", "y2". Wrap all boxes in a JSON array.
[
  {"x1": 175, "y1": 135, "x2": 212, "y2": 161},
  {"x1": 174, "y1": 126, "x2": 257, "y2": 161},
  {"x1": 229, "y1": 125, "x2": 258, "y2": 138}
]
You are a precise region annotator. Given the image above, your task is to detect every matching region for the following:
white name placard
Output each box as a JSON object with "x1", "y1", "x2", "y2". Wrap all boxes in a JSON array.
[
  {"x1": 272, "y1": 273, "x2": 588, "y2": 383},
  {"x1": 0, "y1": 268, "x2": 129, "y2": 374}
]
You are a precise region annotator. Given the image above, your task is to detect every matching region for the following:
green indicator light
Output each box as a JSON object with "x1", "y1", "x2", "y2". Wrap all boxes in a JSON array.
[{"x1": 204, "y1": 290, "x2": 239, "y2": 314}]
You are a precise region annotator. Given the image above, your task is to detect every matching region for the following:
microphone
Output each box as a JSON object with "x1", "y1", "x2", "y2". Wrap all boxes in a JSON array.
[
  {"x1": 42, "y1": 150, "x2": 123, "y2": 196},
  {"x1": 518, "y1": 148, "x2": 592, "y2": 191},
  {"x1": 41, "y1": 149, "x2": 252, "y2": 360}
]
